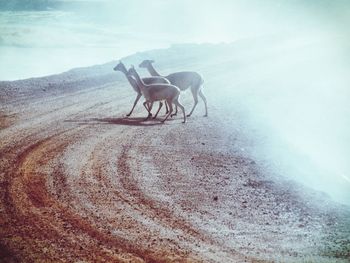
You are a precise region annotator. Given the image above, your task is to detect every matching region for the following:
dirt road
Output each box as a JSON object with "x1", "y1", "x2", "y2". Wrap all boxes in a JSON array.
[{"x1": 1, "y1": 44, "x2": 349, "y2": 262}]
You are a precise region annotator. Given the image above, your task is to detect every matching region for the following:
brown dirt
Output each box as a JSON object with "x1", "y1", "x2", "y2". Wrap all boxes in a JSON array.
[{"x1": 1, "y1": 45, "x2": 349, "y2": 263}]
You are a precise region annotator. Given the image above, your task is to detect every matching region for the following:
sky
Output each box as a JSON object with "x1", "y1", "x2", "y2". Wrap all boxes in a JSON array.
[{"x1": 0, "y1": 0, "x2": 349, "y2": 79}]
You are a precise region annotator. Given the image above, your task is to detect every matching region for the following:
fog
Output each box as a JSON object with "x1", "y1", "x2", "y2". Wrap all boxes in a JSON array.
[
  {"x1": 1, "y1": 0, "x2": 349, "y2": 204},
  {"x1": 225, "y1": 38, "x2": 350, "y2": 204},
  {"x1": 2, "y1": 0, "x2": 348, "y2": 80}
]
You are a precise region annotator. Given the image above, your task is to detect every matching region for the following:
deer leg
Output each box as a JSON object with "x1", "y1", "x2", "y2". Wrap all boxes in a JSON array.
[
  {"x1": 174, "y1": 98, "x2": 186, "y2": 123},
  {"x1": 165, "y1": 100, "x2": 169, "y2": 114},
  {"x1": 161, "y1": 99, "x2": 173, "y2": 123},
  {"x1": 148, "y1": 102, "x2": 154, "y2": 117},
  {"x1": 153, "y1": 101, "x2": 163, "y2": 119},
  {"x1": 143, "y1": 101, "x2": 152, "y2": 120},
  {"x1": 187, "y1": 87, "x2": 199, "y2": 117},
  {"x1": 198, "y1": 88, "x2": 208, "y2": 117},
  {"x1": 171, "y1": 102, "x2": 178, "y2": 117},
  {"x1": 127, "y1": 93, "x2": 142, "y2": 117}
]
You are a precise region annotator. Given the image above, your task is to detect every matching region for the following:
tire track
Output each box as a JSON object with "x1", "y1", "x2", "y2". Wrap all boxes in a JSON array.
[
  {"x1": 114, "y1": 124, "x2": 248, "y2": 262},
  {"x1": 66, "y1": 125, "x2": 206, "y2": 262},
  {"x1": 2, "y1": 127, "x2": 156, "y2": 262}
]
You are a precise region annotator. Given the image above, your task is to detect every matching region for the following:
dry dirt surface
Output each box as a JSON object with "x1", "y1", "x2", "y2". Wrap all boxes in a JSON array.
[{"x1": 1, "y1": 43, "x2": 350, "y2": 262}]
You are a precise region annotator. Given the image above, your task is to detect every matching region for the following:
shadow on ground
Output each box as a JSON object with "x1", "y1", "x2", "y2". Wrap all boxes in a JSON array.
[{"x1": 64, "y1": 117, "x2": 164, "y2": 126}]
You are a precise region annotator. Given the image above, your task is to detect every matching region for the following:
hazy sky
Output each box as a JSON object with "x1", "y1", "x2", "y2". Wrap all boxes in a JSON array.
[{"x1": 1, "y1": 0, "x2": 349, "y2": 79}]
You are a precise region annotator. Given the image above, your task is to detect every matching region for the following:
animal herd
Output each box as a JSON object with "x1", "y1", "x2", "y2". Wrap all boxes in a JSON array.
[{"x1": 113, "y1": 60, "x2": 208, "y2": 123}]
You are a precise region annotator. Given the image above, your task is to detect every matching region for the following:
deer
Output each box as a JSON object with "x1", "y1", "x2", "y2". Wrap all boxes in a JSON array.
[
  {"x1": 139, "y1": 59, "x2": 208, "y2": 117},
  {"x1": 113, "y1": 61, "x2": 170, "y2": 119},
  {"x1": 127, "y1": 66, "x2": 186, "y2": 123}
]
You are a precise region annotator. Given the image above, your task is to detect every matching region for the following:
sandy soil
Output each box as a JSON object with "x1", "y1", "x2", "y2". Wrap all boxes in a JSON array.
[{"x1": 1, "y1": 43, "x2": 349, "y2": 262}]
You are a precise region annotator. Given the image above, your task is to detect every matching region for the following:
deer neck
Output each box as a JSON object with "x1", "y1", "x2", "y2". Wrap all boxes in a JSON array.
[
  {"x1": 120, "y1": 67, "x2": 137, "y2": 88},
  {"x1": 132, "y1": 71, "x2": 146, "y2": 90},
  {"x1": 147, "y1": 64, "x2": 161, "y2": 77},
  {"x1": 119, "y1": 64, "x2": 128, "y2": 75}
]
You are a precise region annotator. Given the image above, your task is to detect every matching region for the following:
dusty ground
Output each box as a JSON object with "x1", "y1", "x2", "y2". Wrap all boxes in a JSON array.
[{"x1": 1, "y1": 43, "x2": 350, "y2": 262}]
